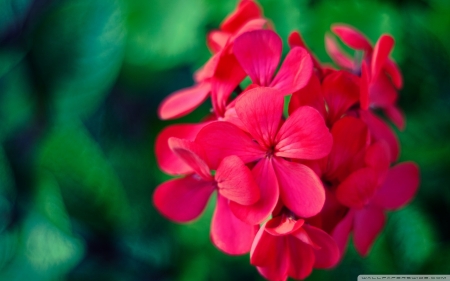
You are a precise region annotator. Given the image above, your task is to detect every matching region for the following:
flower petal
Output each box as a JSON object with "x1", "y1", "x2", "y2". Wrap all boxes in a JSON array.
[
  {"x1": 360, "y1": 110, "x2": 400, "y2": 162},
  {"x1": 266, "y1": 216, "x2": 305, "y2": 236},
  {"x1": 155, "y1": 123, "x2": 207, "y2": 175},
  {"x1": 384, "y1": 105, "x2": 405, "y2": 130},
  {"x1": 273, "y1": 158, "x2": 325, "y2": 218},
  {"x1": 275, "y1": 106, "x2": 332, "y2": 160},
  {"x1": 353, "y1": 205, "x2": 385, "y2": 256},
  {"x1": 326, "y1": 117, "x2": 369, "y2": 181},
  {"x1": 373, "y1": 162, "x2": 419, "y2": 210},
  {"x1": 287, "y1": 235, "x2": 315, "y2": 280},
  {"x1": 325, "y1": 33, "x2": 355, "y2": 70},
  {"x1": 331, "y1": 24, "x2": 373, "y2": 52},
  {"x1": 233, "y1": 29, "x2": 282, "y2": 86},
  {"x1": 331, "y1": 209, "x2": 354, "y2": 257},
  {"x1": 288, "y1": 31, "x2": 323, "y2": 74},
  {"x1": 303, "y1": 224, "x2": 340, "y2": 268},
  {"x1": 364, "y1": 141, "x2": 390, "y2": 183},
  {"x1": 230, "y1": 157, "x2": 279, "y2": 224},
  {"x1": 211, "y1": 195, "x2": 259, "y2": 255},
  {"x1": 322, "y1": 71, "x2": 360, "y2": 125},
  {"x1": 360, "y1": 61, "x2": 370, "y2": 110},
  {"x1": 220, "y1": 0, "x2": 262, "y2": 34},
  {"x1": 235, "y1": 87, "x2": 284, "y2": 148},
  {"x1": 216, "y1": 155, "x2": 260, "y2": 205},
  {"x1": 251, "y1": 224, "x2": 286, "y2": 268},
  {"x1": 369, "y1": 71, "x2": 398, "y2": 108},
  {"x1": 168, "y1": 137, "x2": 212, "y2": 181},
  {"x1": 211, "y1": 50, "x2": 246, "y2": 116},
  {"x1": 207, "y1": 31, "x2": 229, "y2": 53},
  {"x1": 371, "y1": 34, "x2": 394, "y2": 81},
  {"x1": 270, "y1": 47, "x2": 313, "y2": 95},
  {"x1": 336, "y1": 168, "x2": 379, "y2": 209},
  {"x1": 158, "y1": 82, "x2": 211, "y2": 120},
  {"x1": 153, "y1": 175, "x2": 215, "y2": 223},
  {"x1": 288, "y1": 74, "x2": 326, "y2": 119},
  {"x1": 384, "y1": 58, "x2": 403, "y2": 89},
  {"x1": 195, "y1": 121, "x2": 264, "y2": 169}
]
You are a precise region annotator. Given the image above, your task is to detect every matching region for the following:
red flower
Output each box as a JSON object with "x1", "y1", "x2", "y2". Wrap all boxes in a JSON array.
[
  {"x1": 333, "y1": 142, "x2": 420, "y2": 256},
  {"x1": 233, "y1": 29, "x2": 313, "y2": 95},
  {"x1": 251, "y1": 211, "x2": 340, "y2": 281},
  {"x1": 196, "y1": 87, "x2": 332, "y2": 223},
  {"x1": 153, "y1": 138, "x2": 260, "y2": 254}
]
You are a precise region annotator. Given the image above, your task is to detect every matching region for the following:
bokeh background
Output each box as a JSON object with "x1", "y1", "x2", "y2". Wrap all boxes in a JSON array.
[{"x1": 1, "y1": 0, "x2": 449, "y2": 280}]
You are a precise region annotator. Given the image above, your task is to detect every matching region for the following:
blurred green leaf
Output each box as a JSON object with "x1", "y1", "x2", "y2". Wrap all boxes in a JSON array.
[
  {"x1": 31, "y1": 0, "x2": 126, "y2": 122},
  {"x1": 0, "y1": 0, "x2": 34, "y2": 38},
  {"x1": 124, "y1": 0, "x2": 206, "y2": 72},
  {"x1": 36, "y1": 122, "x2": 131, "y2": 232},
  {"x1": 386, "y1": 204, "x2": 437, "y2": 273},
  {"x1": 0, "y1": 61, "x2": 35, "y2": 141}
]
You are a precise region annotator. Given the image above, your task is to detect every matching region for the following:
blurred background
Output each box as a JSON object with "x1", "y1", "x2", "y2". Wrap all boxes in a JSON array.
[{"x1": 0, "y1": 0, "x2": 449, "y2": 280}]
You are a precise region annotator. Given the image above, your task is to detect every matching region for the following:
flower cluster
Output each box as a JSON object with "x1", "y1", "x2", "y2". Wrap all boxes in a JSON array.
[{"x1": 153, "y1": 1, "x2": 420, "y2": 280}]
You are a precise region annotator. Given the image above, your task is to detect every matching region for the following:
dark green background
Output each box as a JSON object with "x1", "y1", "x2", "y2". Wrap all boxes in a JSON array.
[{"x1": 0, "y1": 0, "x2": 449, "y2": 280}]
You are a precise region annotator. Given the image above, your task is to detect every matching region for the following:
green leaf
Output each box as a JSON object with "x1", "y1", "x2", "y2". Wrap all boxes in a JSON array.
[
  {"x1": 30, "y1": 0, "x2": 126, "y2": 122},
  {"x1": 36, "y1": 122, "x2": 131, "y2": 232},
  {"x1": 0, "y1": 0, "x2": 34, "y2": 38}
]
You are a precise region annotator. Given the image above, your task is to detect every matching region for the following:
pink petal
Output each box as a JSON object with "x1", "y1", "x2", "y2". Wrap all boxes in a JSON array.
[
  {"x1": 216, "y1": 155, "x2": 260, "y2": 205},
  {"x1": 384, "y1": 59, "x2": 403, "y2": 89},
  {"x1": 231, "y1": 18, "x2": 268, "y2": 41},
  {"x1": 235, "y1": 87, "x2": 284, "y2": 149},
  {"x1": 364, "y1": 141, "x2": 390, "y2": 183},
  {"x1": 220, "y1": 0, "x2": 262, "y2": 34},
  {"x1": 155, "y1": 123, "x2": 207, "y2": 175},
  {"x1": 322, "y1": 71, "x2": 360, "y2": 125},
  {"x1": 325, "y1": 33, "x2": 355, "y2": 70},
  {"x1": 373, "y1": 162, "x2": 420, "y2": 210},
  {"x1": 275, "y1": 106, "x2": 332, "y2": 160},
  {"x1": 360, "y1": 110, "x2": 400, "y2": 162},
  {"x1": 207, "y1": 31, "x2": 230, "y2": 54},
  {"x1": 270, "y1": 47, "x2": 313, "y2": 95},
  {"x1": 288, "y1": 74, "x2": 326, "y2": 119},
  {"x1": 230, "y1": 157, "x2": 279, "y2": 225},
  {"x1": 303, "y1": 224, "x2": 340, "y2": 268},
  {"x1": 331, "y1": 209, "x2": 354, "y2": 257},
  {"x1": 194, "y1": 53, "x2": 220, "y2": 82},
  {"x1": 211, "y1": 50, "x2": 247, "y2": 116},
  {"x1": 326, "y1": 117, "x2": 369, "y2": 181},
  {"x1": 168, "y1": 138, "x2": 212, "y2": 181},
  {"x1": 265, "y1": 216, "x2": 305, "y2": 236},
  {"x1": 257, "y1": 266, "x2": 288, "y2": 281},
  {"x1": 336, "y1": 168, "x2": 379, "y2": 209},
  {"x1": 288, "y1": 31, "x2": 323, "y2": 74},
  {"x1": 360, "y1": 61, "x2": 370, "y2": 110},
  {"x1": 353, "y1": 205, "x2": 385, "y2": 256},
  {"x1": 287, "y1": 235, "x2": 315, "y2": 280},
  {"x1": 331, "y1": 24, "x2": 373, "y2": 52},
  {"x1": 211, "y1": 195, "x2": 259, "y2": 255},
  {"x1": 195, "y1": 121, "x2": 264, "y2": 169},
  {"x1": 369, "y1": 71, "x2": 398, "y2": 108},
  {"x1": 233, "y1": 29, "x2": 282, "y2": 86},
  {"x1": 153, "y1": 175, "x2": 215, "y2": 223},
  {"x1": 371, "y1": 34, "x2": 394, "y2": 81},
  {"x1": 251, "y1": 224, "x2": 287, "y2": 268},
  {"x1": 158, "y1": 82, "x2": 211, "y2": 120},
  {"x1": 384, "y1": 105, "x2": 405, "y2": 130},
  {"x1": 292, "y1": 228, "x2": 319, "y2": 249},
  {"x1": 273, "y1": 158, "x2": 325, "y2": 218}
]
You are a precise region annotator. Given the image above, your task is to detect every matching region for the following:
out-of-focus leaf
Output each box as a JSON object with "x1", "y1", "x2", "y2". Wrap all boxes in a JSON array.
[
  {"x1": 36, "y1": 122, "x2": 131, "y2": 232},
  {"x1": 0, "y1": 0, "x2": 33, "y2": 39},
  {"x1": 303, "y1": 0, "x2": 402, "y2": 65},
  {"x1": 0, "y1": 61, "x2": 34, "y2": 141},
  {"x1": 0, "y1": 47, "x2": 26, "y2": 78},
  {"x1": 30, "y1": 0, "x2": 126, "y2": 122},
  {"x1": 386, "y1": 204, "x2": 437, "y2": 273},
  {"x1": 124, "y1": 0, "x2": 206, "y2": 72},
  {"x1": 178, "y1": 253, "x2": 210, "y2": 281}
]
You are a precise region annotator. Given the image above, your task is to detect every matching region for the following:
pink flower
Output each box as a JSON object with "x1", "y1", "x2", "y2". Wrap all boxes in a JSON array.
[
  {"x1": 233, "y1": 29, "x2": 313, "y2": 95},
  {"x1": 153, "y1": 138, "x2": 260, "y2": 254},
  {"x1": 332, "y1": 142, "x2": 420, "y2": 256},
  {"x1": 251, "y1": 210, "x2": 340, "y2": 281},
  {"x1": 326, "y1": 24, "x2": 405, "y2": 129},
  {"x1": 157, "y1": 0, "x2": 267, "y2": 120},
  {"x1": 196, "y1": 87, "x2": 332, "y2": 223}
]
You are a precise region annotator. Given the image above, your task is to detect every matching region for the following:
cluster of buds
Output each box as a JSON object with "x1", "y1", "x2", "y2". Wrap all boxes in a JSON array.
[{"x1": 153, "y1": 1, "x2": 420, "y2": 280}]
